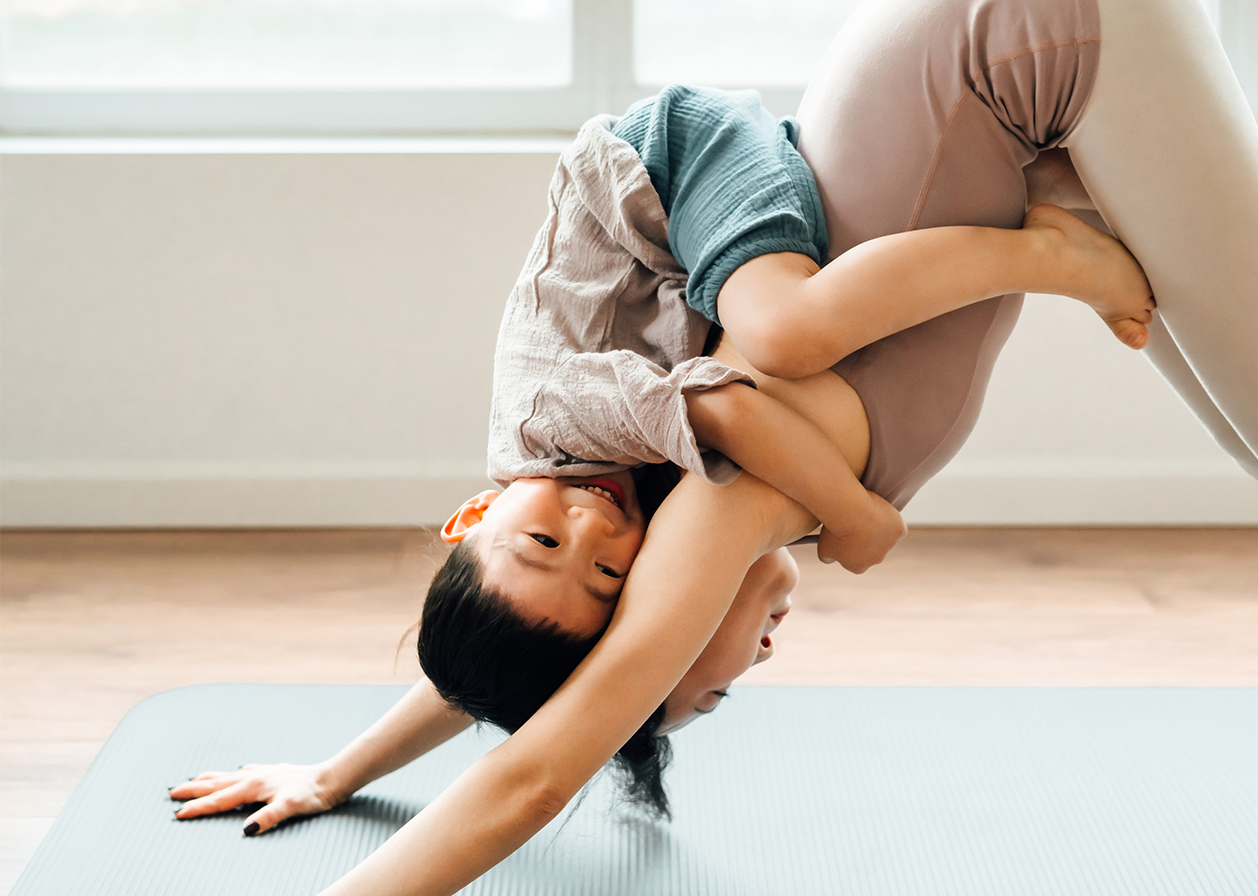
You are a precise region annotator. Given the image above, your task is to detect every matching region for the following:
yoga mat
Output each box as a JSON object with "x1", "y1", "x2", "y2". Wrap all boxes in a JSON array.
[{"x1": 13, "y1": 685, "x2": 1258, "y2": 895}]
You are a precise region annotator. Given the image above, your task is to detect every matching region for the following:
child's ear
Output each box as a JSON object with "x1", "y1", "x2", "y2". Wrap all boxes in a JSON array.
[{"x1": 440, "y1": 490, "x2": 500, "y2": 543}]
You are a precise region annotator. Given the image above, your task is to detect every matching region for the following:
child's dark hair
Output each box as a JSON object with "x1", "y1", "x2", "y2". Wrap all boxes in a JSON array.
[{"x1": 418, "y1": 536, "x2": 673, "y2": 819}]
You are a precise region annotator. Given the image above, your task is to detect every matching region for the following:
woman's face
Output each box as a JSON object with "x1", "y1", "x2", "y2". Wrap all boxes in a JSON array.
[{"x1": 659, "y1": 547, "x2": 798, "y2": 734}]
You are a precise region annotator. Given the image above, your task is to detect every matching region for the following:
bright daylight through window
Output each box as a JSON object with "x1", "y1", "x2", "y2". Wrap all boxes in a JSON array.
[
  {"x1": 634, "y1": 0, "x2": 861, "y2": 87},
  {"x1": 0, "y1": 0, "x2": 572, "y2": 87}
]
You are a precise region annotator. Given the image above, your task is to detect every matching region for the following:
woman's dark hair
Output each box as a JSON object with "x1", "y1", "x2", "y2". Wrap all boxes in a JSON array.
[{"x1": 418, "y1": 536, "x2": 673, "y2": 819}]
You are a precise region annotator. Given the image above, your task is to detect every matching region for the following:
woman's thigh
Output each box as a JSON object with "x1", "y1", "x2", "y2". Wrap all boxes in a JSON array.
[
  {"x1": 1062, "y1": 0, "x2": 1258, "y2": 469},
  {"x1": 798, "y1": 0, "x2": 1099, "y2": 247},
  {"x1": 795, "y1": 0, "x2": 1101, "y2": 506}
]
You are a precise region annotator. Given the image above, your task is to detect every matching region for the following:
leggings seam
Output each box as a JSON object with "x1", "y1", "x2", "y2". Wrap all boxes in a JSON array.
[
  {"x1": 908, "y1": 92, "x2": 968, "y2": 232},
  {"x1": 983, "y1": 36, "x2": 1100, "y2": 73}
]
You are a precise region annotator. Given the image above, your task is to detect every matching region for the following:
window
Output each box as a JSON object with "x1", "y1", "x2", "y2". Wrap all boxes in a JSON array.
[
  {"x1": 635, "y1": 0, "x2": 862, "y2": 87},
  {"x1": 0, "y1": 0, "x2": 1252, "y2": 136},
  {"x1": 2, "y1": 0, "x2": 573, "y2": 88}
]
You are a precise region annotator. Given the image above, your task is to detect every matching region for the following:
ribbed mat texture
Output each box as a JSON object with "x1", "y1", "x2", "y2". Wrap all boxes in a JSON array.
[{"x1": 13, "y1": 685, "x2": 1258, "y2": 895}]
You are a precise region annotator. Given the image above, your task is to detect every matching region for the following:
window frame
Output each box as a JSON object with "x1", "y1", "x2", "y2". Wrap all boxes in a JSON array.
[{"x1": 0, "y1": 0, "x2": 1252, "y2": 136}]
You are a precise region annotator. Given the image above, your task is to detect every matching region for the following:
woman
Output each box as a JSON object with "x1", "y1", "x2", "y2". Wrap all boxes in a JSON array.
[{"x1": 174, "y1": 0, "x2": 1258, "y2": 891}]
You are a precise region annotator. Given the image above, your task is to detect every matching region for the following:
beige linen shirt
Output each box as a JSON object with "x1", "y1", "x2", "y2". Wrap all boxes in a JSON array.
[{"x1": 488, "y1": 116, "x2": 753, "y2": 487}]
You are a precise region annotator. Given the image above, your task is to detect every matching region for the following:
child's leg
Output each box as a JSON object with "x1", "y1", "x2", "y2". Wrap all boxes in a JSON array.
[
  {"x1": 1061, "y1": 0, "x2": 1258, "y2": 471},
  {"x1": 717, "y1": 206, "x2": 1153, "y2": 379},
  {"x1": 792, "y1": 0, "x2": 1102, "y2": 507}
]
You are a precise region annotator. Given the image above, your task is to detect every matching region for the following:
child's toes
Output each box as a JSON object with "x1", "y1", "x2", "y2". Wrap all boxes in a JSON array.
[{"x1": 1110, "y1": 318, "x2": 1149, "y2": 350}]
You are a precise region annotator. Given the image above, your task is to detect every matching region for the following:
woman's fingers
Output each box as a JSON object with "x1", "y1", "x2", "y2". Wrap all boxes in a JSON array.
[
  {"x1": 241, "y1": 799, "x2": 301, "y2": 837},
  {"x1": 173, "y1": 779, "x2": 260, "y2": 819},
  {"x1": 168, "y1": 772, "x2": 245, "y2": 800},
  {"x1": 170, "y1": 763, "x2": 341, "y2": 832},
  {"x1": 169, "y1": 780, "x2": 221, "y2": 800}
]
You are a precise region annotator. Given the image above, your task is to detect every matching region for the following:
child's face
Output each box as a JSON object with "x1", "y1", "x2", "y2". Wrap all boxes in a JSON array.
[
  {"x1": 659, "y1": 547, "x2": 797, "y2": 734},
  {"x1": 446, "y1": 472, "x2": 647, "y2": 639}
]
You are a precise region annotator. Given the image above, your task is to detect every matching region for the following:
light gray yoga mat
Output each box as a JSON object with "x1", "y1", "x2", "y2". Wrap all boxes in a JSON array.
[{"x1": 13, "y1": 684, "x2": 1258, "y2": 895}]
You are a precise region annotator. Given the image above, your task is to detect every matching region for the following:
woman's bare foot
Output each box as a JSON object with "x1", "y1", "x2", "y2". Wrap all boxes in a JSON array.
[{"x1": 1024, "y1": 203, "x2": 1155, "y2": 350}]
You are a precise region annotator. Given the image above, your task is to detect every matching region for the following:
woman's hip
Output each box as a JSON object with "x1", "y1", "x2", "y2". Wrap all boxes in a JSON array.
[{"x1": 796, "y1": 0, "x2": 1101, "y2": 253}]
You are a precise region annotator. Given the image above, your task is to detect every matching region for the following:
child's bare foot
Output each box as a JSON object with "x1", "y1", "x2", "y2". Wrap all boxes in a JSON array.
[{"x1": 1024, "y1": 203, "x2": 1155, "y2": 350}]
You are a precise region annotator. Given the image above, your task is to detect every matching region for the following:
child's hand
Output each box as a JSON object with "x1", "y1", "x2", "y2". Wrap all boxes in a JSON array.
[
  {"x1": 170, "y1": 762, "x2": 344, "y2": 836},
  {"x1": 816, "y1": 492, "x2": 906, "y2": 573}
]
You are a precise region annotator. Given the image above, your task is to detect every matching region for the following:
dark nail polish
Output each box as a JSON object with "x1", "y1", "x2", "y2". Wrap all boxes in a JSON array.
[{"x1": 243, "y1": 822, "x2": 260, "y2": 837}]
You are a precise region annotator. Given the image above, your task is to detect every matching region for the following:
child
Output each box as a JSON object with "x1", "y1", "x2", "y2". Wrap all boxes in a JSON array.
[{"x1": 433, "y1": 84, "x2": 1151, "y2": 638}]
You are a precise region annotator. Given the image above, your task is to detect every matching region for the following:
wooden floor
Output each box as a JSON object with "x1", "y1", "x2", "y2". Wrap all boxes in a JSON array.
[{"x1": 3, "y1": 526, "x2": 1257, "y2": 894}]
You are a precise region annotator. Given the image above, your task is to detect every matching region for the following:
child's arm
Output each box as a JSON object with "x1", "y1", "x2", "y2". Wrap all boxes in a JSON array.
[
  {"x1": 717, "y1": 204, "x2": 1155, "y2": 379},
  {"x1": 685, "y1": 382, "x2": 904, "y2": 573},
  {"x1": 170, "y1": 678, "x2": 472, "y2": 834}
]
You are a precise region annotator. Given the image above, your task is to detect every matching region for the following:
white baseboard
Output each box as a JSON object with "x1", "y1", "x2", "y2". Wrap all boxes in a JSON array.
[
  {"x1": 3, "y1": 461, "x2": 1257, "y2": 528},
  {"x1": 904, "y1": 460, "x2": 1258, "y2": 526}
]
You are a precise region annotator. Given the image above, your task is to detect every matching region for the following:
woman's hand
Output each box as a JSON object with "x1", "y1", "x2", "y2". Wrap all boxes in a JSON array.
[
  {"x1": 816, "y1": 491, "x2": 905, "y2": 573},
  {"x1": 170, "y1": 762, "x2": 345, "y2": 835},
  {"x1": 169, "y1": 680, "x2": 474, "y2": 841}
]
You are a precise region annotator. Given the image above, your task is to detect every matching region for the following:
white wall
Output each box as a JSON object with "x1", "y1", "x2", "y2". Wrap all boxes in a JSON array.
[
  {"x1": 909, "y1": 295, "x2": 1258, "y2": 524},
  {"x1": 2, "y1": 145, "x2": 1257, "y2": 527}
]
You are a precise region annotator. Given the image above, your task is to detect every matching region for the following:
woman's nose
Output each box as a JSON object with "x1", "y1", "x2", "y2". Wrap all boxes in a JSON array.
[{"x1": 754, "y1": 634, "x2": 775, "y2": 665}]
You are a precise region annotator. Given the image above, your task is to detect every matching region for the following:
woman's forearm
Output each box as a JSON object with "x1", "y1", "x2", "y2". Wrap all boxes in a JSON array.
[
  {"x1": 319, "y1": 743, "x2": 571, "y2": 896},
  {"x1": 319, "y1": 678, "x2": 473, "y2": 803}
]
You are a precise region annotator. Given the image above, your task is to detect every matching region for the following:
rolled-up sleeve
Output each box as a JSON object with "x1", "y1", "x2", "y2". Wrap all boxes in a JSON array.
[{"x1": 517, "y1": 352, "x2": 755, "y2": 485}]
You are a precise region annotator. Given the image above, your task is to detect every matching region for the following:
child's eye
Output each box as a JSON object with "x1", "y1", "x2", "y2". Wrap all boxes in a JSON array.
[
  {"x1": 530, "y1": 534, "x2": 559, "y2": 548},
  {"x1": 596, "y1": 564, "x2": 622, "y2": 578}
]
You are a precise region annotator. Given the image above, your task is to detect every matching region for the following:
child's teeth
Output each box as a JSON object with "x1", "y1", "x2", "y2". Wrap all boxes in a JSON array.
[{"x1": 579, "y1": 485, "x2": 618, "y2": 506}]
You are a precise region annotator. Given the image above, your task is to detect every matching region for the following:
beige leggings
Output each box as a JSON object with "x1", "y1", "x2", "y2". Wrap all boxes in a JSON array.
[
  {"x1": 1064, "y1": 0, "x2": 1258, "y2": 478},
  {"x1": 797, "y1": 0, "x2": 1258, "y2": 508}
]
